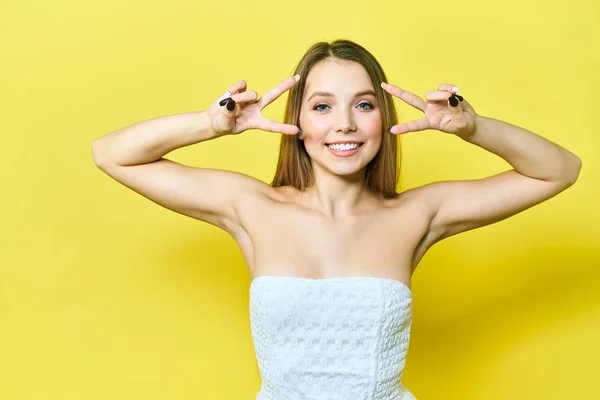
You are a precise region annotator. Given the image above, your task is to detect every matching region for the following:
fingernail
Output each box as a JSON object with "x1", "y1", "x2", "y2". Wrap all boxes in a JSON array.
[
  {"x1": 294, "y1": 74, "x2": 300, "y2": 82},
  {"x1": 297, "y1": 129, "x2": 303, "y2": 135},
  {"x1": 387, "y1": 128, "x2": 393, "y2": 134},
  {"x1": 456, "y1": 94, "x2": 463, "y2": 102},
  {"x1": 449, "y1": 95, "x2": 459, "y2": 107},
  {"x1": 380, "y1": 82, "x2": 387, "y2": 88},
  {"x1": 226, "y1": 98, "x2": 236, "y2": 111},
  {"x1": 451, "y1": 86, "x2": 461, "y2": 93},
  {"x1": 219, "y1": 97, "x2": 231, "y2": 106}
]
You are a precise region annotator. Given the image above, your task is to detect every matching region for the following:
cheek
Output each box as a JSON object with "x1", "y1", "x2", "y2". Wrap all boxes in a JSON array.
[
  {"x1": 312, "y1": 121, "x2": 330, "y2": 133},
  {"x1": 355, "y1": 119, "x2": 383, "y2": 145},
  {"x1": 363, "y1": 112, "x2": 383, "y2": 130},
  {"x1": 299, "y1": 114, "x2": 329, "y2": 139}
]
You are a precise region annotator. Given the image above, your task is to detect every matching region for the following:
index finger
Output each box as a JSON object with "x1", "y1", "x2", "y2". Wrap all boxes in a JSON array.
[
  {"x1": 256, "y1": 75, "x2": 300, "y2": 110},
  {"x1": 381, "y1": 82, "x2": 426, "y2": 112}
]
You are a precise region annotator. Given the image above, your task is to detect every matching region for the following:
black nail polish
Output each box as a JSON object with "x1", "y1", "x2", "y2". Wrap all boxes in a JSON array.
[
  {"x1": 388, "y1": 128, "x2": 392, "y2": 134},
  {"x1": 297, "y1": 129, "x2": 303, "y2": 135},
  {"x1": 219, "y1": 97, "x2": 231, "y2": 106},
  {"x1": 226, "y1": 98, "x2": 236, "y2": 111},
  {"x1": 449, "y1": 95, "x2": 459, "y2": 107},
  {"x1": 456, "y1": 95, "x2": 463, "y2": 102}
]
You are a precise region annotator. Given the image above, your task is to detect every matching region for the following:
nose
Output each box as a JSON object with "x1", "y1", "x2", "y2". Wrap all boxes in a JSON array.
[{"x1": 335, "y1": 108, "x2": 357, "y2": 133}]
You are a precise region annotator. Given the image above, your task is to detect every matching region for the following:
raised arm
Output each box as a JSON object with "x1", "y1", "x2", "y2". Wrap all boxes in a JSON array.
[
  {"x1": 91, "y1": 109, "x2": 262, "y2": 235},
  {"x1": 382, "y1": 82, "x2": 582, "y2": 245},
  {"x1": 91, "y1": 77, "x2": 300, "y2": 235},
  {"x1": 421, "y1": 114, "x2": 581, "y2": 242}
]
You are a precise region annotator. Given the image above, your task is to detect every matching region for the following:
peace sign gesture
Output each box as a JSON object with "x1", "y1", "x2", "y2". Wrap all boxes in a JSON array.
[
  {"x1": 207, "y1": 75, "x2": 301, "y2": 136},
  {"x1": 381, "y1": 82, "x2": 477, "y2": 137}
]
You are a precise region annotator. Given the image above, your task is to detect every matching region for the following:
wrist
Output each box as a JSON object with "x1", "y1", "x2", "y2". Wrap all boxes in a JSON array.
[
  {"x1": 457, "y1": 114, "x2": 485, "y2": 142},
  {"x1": 201, "y1": 110, "x2": 228, "y2": 140}
]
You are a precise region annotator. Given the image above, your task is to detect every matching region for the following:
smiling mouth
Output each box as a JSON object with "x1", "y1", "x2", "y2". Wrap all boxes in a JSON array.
[
  {"x1": 325, "y1": 143, "x2": 364, "y2": 149},
  {"x1": 325, "y1": 142, "x2": 364, "y2": 157}
]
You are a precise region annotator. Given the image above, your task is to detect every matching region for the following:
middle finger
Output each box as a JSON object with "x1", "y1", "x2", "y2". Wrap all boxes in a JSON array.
[
  {"x1": 425, "y1": 91, "x2": 455, "y2": 102},
  {"x1": 230, "y1": 90, "x2": 259, "y2": 104}
]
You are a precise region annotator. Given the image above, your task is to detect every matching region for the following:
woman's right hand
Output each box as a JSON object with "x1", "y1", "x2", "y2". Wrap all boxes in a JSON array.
[{"x1": 206, "y1": 75, "x2": 301, "y2": 136}]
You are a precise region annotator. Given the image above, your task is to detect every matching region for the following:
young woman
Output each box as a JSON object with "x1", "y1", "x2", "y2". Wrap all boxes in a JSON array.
[{"x1": 91, "y1": 40, "x2": 581, "y2": 399}]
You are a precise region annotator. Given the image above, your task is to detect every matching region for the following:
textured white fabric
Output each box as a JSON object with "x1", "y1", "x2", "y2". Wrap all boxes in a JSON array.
[{"x1": 249, "y1": 275, "x2": 415, "y2": 400}]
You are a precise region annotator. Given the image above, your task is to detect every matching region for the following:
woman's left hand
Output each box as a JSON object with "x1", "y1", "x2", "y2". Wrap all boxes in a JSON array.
[{"x1": 381, "y1": 82, "x2": 477, "y2": 138}]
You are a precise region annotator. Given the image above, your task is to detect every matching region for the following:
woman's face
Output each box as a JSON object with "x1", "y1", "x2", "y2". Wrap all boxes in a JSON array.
[{"x1": 298, "y1": 59, "x2": 383, "y2": 177}]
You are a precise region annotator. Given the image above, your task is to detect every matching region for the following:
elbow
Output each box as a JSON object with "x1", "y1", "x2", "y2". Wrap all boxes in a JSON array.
[
  {"x1": 91, "y1": 139, "x2": 110, "y2": 168},
  {"x1": 563, "y1": 155, "x2": 582, "y2": 186},
  {"x1": 91, "y1": 140, "x2": 102, "y2": 166}
]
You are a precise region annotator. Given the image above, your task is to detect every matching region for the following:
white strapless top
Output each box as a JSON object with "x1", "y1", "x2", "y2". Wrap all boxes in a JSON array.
[{"x1": 249, "y1": 275, "x2": 415, "y2": 400}]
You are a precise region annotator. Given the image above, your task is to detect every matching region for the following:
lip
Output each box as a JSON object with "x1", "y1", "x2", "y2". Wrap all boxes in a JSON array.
[{"x1": 325, "y1": 143, "x2": 364, "y2": 158}]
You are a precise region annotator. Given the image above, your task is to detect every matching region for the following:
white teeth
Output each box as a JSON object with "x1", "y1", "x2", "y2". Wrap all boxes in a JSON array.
[{"x1": 327, "y1": 143, "x2": 360, "y2": 151}]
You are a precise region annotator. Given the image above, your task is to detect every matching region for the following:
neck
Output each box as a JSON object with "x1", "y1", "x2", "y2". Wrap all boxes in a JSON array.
[{"x1": 302, "y1": 168, "x2": 378, "y2": 220}]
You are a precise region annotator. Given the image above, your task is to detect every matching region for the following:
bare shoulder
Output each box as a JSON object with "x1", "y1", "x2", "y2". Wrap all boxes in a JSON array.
[
  {"x1": 390, "y1": 184, "x2": 438, "y2": 217},
  {"x1": 391, "y1": 184, "x2": 447, "y2": 260},
  {"x1": 227, "y1": 182, "x2": 300, "y2": 270},
  {"x1": 233, "y1": 184, "x2": 304, "y2": 228},
  {"x1": 398, "y1": 182, "x2": 448, "y2": 233}
]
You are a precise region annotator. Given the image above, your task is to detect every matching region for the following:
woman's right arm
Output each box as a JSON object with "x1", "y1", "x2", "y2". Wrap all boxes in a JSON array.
[
  {"x1": 91, "y1": 110, "x2": 266, "y2": 235},
  {"x1": 91, "y1": 76, "x2": 300, "y2": 235}
]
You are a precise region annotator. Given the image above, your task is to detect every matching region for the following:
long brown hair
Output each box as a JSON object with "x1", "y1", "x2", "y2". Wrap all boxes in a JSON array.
[{"x1": 270, "y1": 39, "x2": 402, "y2": 198}]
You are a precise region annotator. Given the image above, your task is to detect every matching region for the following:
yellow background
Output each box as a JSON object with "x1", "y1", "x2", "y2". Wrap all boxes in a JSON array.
[{"x1": 2, "y1": 0, "x2": 599, "y2": 398}]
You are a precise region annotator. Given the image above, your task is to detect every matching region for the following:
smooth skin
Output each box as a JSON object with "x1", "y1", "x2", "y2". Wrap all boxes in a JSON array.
[{"x1": 93, "y1": 60, "x2": 581, "y2": 289}]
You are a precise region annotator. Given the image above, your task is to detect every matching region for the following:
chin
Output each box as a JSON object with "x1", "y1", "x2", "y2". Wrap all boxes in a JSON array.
[{"x1": 327, "y1": 163, "x2": 370, "y2": 177}]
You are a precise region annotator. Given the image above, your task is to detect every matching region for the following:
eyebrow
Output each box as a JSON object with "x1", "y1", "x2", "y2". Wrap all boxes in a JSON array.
[{"x1": 306, "y1": 90, "x2": 377, "y2": 103}]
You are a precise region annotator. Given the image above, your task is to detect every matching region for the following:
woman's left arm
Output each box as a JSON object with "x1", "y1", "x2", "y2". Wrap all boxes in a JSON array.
[
  {"x1": 464, "y1": 114, "x2": 581, "y2": 183},
  {"x1": 382, "y1": 82, "x2": 582, "y2": 242}
]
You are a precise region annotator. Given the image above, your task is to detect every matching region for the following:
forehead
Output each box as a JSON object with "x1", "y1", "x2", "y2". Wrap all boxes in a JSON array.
[{"x1": 303, "y1": 60, "x2": 373, "y2": 96}]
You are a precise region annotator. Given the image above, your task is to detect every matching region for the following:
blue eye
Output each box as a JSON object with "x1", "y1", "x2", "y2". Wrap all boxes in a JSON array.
[{"x1": 313, "y1": 102, "x2": 374, "y2": 111}]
